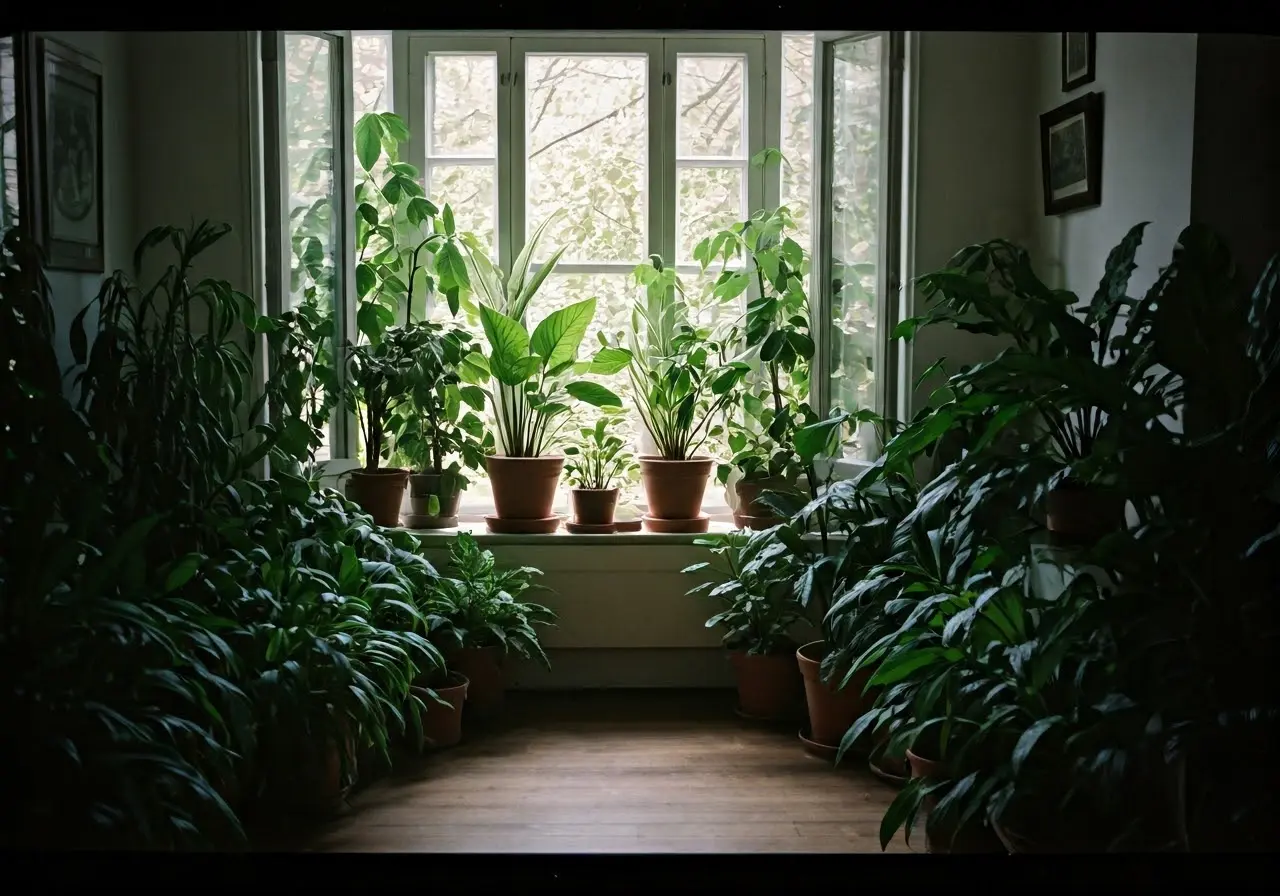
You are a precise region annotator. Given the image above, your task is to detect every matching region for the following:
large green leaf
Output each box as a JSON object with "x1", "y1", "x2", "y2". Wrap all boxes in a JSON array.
[
  {"x1": 564, "y1": 381, "x2": 622, "y2": 408},
  {"x1": 355, "y1": 113, "x2": 384, "y2": 172},
  {"x1": 479, "y1": 305, "x2": 532, "y2": 386},
  {"x1": 531, "y1": 298, "x2": 597, "y2": 372}
]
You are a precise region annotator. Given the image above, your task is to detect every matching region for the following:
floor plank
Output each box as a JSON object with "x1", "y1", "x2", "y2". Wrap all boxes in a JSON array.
[{"x1": 293, "y1": 689, "x2": 914, "y2": 854}]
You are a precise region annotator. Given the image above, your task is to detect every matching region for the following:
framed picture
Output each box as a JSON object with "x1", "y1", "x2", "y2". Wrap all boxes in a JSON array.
[
  {"x1": 1040, "y1": 92, "x2": 1104, "y2": 216},
  {"x1": 1061, "y1": 32, "x2": 1096, "y2": 92},
  {"x1": 19, "y1": 34, "x2": 104, "y2": 272}
]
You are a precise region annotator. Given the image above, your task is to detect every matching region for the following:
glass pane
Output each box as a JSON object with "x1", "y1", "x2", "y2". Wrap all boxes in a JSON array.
[
  {"x1": 284, "y1": 34, "x2": 342, "y2": 462},
  {"x1": 781, "y1": 34, "x2": 816, "y2": 255},
  {"x1": 1, "y1": 35, "x2": 18, "y2": 234},
  {"x1": 430, "y1": 54, "x2": 497, "y2": 156},
  {"x1": 525, "y1": 54, "x2": 648, "y2": 263},
  {"x1": 676, "y1": 55, "x2": 746, "y2": 158},
  {"x1": 427, "y1": 163, "x2": 496, "y2": 257},
  {"x1": 827, "y1": 35, "x2": 883, "y2": 441},
  {"x1": 353, "y1": 33, "x2": 392, "y2": 115},
  {"x1": 677, "y1": 266, "x2": 743, "y2": 332},
  {"x1": 676, "y1": 166, "x2": 744, "y2": 265}
]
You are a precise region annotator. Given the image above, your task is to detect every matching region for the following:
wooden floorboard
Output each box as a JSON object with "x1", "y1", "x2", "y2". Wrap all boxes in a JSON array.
[{"x1": 289, "y1": 689, "x2": 915, "y2": 854}]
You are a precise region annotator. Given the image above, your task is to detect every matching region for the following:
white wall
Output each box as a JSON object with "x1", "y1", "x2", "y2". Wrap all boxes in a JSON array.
[
  {"x1": 1030, "y1": 33, "x2": 1199, "y2": 296},
  {"x1": 39, "y1": 32, "x2": 133, "y2": 386},
  {"x1": 904, "y1": 31, "x2": 1040, "y2": 415}
]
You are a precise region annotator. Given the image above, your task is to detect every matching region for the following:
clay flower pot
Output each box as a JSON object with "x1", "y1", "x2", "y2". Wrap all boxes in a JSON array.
[
  {"x1": 412, "y1": 672, "x2": 469, "y2": 750},
  {"x1": 730, "y1": 650, "x2": 804, "y2": 721},
  {"x1": 570, "y1": 487, "x2": 619, "y2": 526},
  {"x1": 345, "y1": 468, "x2": 410, "y2": 527},
  {"x1": 445, "y1": 646, "x2": 506, "y2": 720},
  {"x1": 405, "y1": 472, "x2": 463, "y2": 529},
  {"x1": 1045, "y1": 482, "x2": 1125, "y2": 543},
  {"x1": 639, "y1": 455, "x2": 712, "y2": 527},
  {"x1": 486, "y1": 455, "x2": 564, "y2": 520},
  {"x1": 795, "y1": 640, "x2": 874, "y2": 749},
  {"x1": 733, "y1": 478, "x2": 793, "y2": 530},
  {"x1": 906, "y1": 747, "x2": 1006, "y2": 853}
]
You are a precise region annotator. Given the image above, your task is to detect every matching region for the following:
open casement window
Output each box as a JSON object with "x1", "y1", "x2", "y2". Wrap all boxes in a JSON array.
[
  {"x1": 262, "y1": 30, "x2": 358, "y2": 471},
  {"x1": 813, "y1": 31, "x2": 905, "y2": 464}
]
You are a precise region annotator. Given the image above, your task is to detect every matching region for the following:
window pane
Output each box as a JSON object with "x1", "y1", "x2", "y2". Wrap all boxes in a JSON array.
[
  {"x1": 1, "y1": 36, "x2": 19, "y2": 233},
  {"x1": 284, "y1": 34, "x2": 341, "y2": 461},
  {"x1": 828, "y1": 36, "x2": 883, "y2": 441},
  {"x1": 429, "y1": 54, "x2": 497, "y2": 156},
  {"x1": 353, "y1": 33, "x2": 392, "y2": 115},
  {"x1": 678, "y1": 266, "x2": 742, "y2": 331},
  {"x1": 781, "y1": 34, "x2": 815, "y2": 254},
  {"x1": 676, "y1": 166, "x2": 744, "y2": 265},
  {"x1": 525, "y1": 54, "x2": 648, "y2": 263},
  {"x1": 427, "y1": 163, "x2": 496, "y2": 257},
  {"x1": 676, "y1": 55, "x2": 746, "y2": 158}
]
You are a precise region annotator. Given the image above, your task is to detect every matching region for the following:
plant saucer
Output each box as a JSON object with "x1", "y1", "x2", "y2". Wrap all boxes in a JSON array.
[
  {"x1": 798, "y1": 727, "x2": 840, "y2": 763},
  {"x1": 484, "y1": 515, "x2": 561, "y2": 535},
  {"x1": 564, "y1": 521, "x2": 617, "y2": 535},
  {"x1": 642, "y1": 513, "x2": 710, "y2": 534},
  {"x1": 614, "y1": 518, "x2": 643, "y2": 533}
]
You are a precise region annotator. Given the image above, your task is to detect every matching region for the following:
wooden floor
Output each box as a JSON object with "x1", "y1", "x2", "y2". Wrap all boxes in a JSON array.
[{"x1": 295, "y1": 689, "x2": 914, "y2": 854}]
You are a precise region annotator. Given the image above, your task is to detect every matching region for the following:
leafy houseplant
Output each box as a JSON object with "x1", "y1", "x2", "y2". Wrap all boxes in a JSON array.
[
  {"x1": 621, "y1": 256, "x2": 750, "y2": 532},
  {"x1": 562, "y1": 410, "x2": 637, "y2": 531},
  {"x1": 467, "y1": 223, "x2": 627, "y2": 530},
  {"x1": 684, "y1": 532, "x2": 808, "y2": 721},
  {"x1": 696, "y1": 155, "x2": 819, "y2": 529},
  {"x1": 391, "y1": 320, "x2": 493, "y2": 528},
  {"x1": 424, "y1": 533, "x2": 556, "y2": 718}
]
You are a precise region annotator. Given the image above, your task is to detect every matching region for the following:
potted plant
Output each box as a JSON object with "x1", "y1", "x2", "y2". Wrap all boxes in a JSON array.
[
  {"x1": 425, "y1": 533, "x2": 557, "y2": 719},
  {"x1": 683, "y1": 532, "x2": 807, "y2": 721},
  {"x1": 341, "y1": 325, "x2": 425, "y2": 526},
  {"x1": 621, "y1": 257, "x2": 749, "y2": 533},
  {"x1": 695, "y1": 179, "x2": 818, "y2": 530},
  {"x1": 463, "y1": 222, "x2": 627, "y2": 533},
  {"x1": 409, "y1": 667, "x2": 470, "y2": 750},
  {"x1": 562, "y1": 410, "x2": 638, "y2": 533},
  {"x1": 392, "y1": 320, "x2": 493, "y2": 528}
]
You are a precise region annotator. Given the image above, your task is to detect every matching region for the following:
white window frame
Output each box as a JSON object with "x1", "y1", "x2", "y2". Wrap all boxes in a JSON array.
[{"x1": 261, "y1": 29, "x2": 359, "y2": 477}]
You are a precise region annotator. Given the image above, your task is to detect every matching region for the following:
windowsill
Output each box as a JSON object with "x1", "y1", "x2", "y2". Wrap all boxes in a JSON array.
[{"x1": 400, "y1": 519, "x2": 746, "y2": 546}]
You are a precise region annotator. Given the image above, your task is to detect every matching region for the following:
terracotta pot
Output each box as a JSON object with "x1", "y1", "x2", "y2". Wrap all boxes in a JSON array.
[
  {"x1": 407, "y1": 472, "x2": 463, "y2": 527},
  {"x1": 445, "y1": 646, "x2": 506, "y2": 719},
  {"x1": 487, "y1": 455, "x2": 564, "y2": 520},
  {"x1": 345, "y1": 468, "x2": 410, "y2": 527},
  {"x1": 570, "y1": 487, "x2": 619, "y2": 525},
  {"x1": 412, "y1": 673, "x2": 469, "y2": 750},
  {"x1": 734, "y1": 478, "x2": 792, "y2": 519},
  {"x1": 795, "y1": 640, "x2": 874, "y2": 748},
  {"x1": 906, "y1": 748, "x2": 1006, "y2": 854},
  {"x1": 1045, "y1": 484, "x2": 1125, "y2": 543},
  {"x1": 640, "y1": 455, "x2": 713, "y2": 520},
  {"x1": 730, "y1": 650, "x2": 805, "y2": 721}
]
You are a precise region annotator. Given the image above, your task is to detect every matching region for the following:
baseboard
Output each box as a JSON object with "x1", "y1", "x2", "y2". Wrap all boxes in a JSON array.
[{"x1": 506, "y1": 648, "x2": 736, "y2": 690}]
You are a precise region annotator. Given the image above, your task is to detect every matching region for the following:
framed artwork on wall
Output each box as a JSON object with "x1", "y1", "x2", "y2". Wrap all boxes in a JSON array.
[
  {"x1": 19, "y1": 33, "x2": 104, "y2": 272},
  {"x1": 1040, "y1": 91, "x2": 1104, "y2": 216},
  {"x1": 1061, "y1": 32, "x2": 1096, "y2": 92}
]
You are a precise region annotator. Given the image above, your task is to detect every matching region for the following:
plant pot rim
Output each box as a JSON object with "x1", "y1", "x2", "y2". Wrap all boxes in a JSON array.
[
  {"x1": 350, "y1": 466, "x2": 410, "y2": 476},
  {"x1": 570, "y1": 486, "x2": 621, "y2": 493},
  {"x1": 411, "y1": 470, "x2": 461, "y2": 479},
  {"x1": 796, "y1": 639, "x2": 827, "y2": 663},
  {"x1": 736, "y1": 474, "x2": 796, "y2": 487},
  {"x1": 414, "y1": 671, "x2": 469, "y2": 692},
  {"x1": 488, "y1": 453, "x2": 565, "y2": 461},
  {"x1": 638, "y1": 454, "x2": 713, "y2": 463},
  {"x1": 731, "y1": 645, "x2": 798, "y2": 658}
]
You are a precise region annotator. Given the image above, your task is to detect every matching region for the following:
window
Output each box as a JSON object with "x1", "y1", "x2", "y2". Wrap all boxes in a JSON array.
[{"x1": 263, "y1": 31, "x2": 904, "y2": 516}]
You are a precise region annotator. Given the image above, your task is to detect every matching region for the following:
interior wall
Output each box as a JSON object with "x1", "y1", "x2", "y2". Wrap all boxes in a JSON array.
[
  {"x1": 1030, "y1": 33, "x2": 1199, "y2": 297},
  {"x1": 904, "y1": 31, "x2": 1039, "y2": 415},
  {"x1": 37, "y1": 32, "x2": 133, "y2": 387},
  {"x1": 1190, "y1": 34, "x2": 1280, "y2": 287}
]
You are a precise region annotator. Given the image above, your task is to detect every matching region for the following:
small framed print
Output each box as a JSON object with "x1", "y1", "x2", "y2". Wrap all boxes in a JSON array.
[
  {"x1": 1061, "y1": 32, "x2": 1097, "y2": 92},
  {"x1": 1040, "y1": 91, "x2": 1104, "y2": 216},
  {"x1": 21, "y1": 34, "x2": 105, "y2": 272}
]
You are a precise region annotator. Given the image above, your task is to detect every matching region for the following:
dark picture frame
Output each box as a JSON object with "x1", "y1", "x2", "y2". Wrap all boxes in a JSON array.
[
  {"x1": 19, "y1": 33, "x2": 104, "y2": 272},
  {"x1": 1039, "y1": 91, "x2": 1104, "y2": 217},
  {"x1": 1061, "y1": 32, "x2": 1096, "y2": 92}
]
